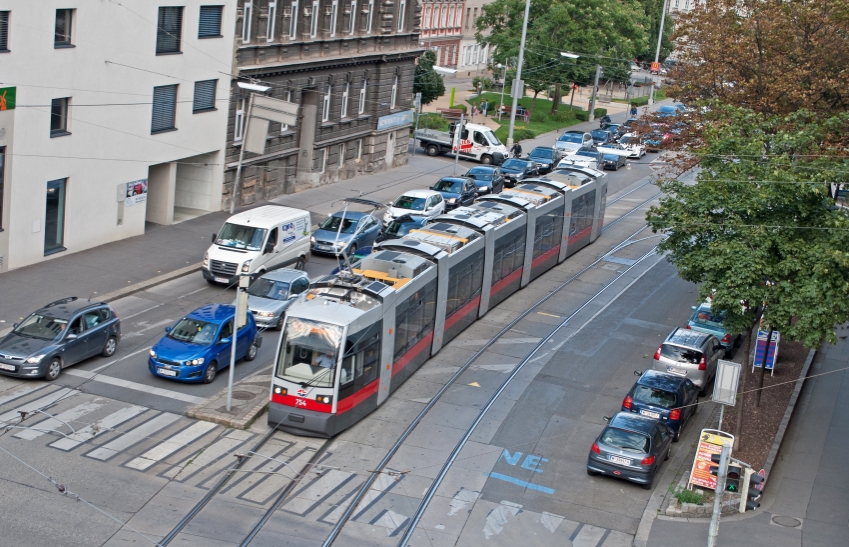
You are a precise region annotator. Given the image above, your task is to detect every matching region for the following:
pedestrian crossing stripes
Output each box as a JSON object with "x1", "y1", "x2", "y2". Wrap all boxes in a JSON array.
[
  {"x1": 85, "y1": 412, "x2": 182, "y2": 461},
  {"x1": 14, "y1": 400, "x2": 105, "y2": 441},
  {"x1": 124, "y1": 421, "x2": 218, "y2": 471},
  {"x1": 0, "y1": 387, "x2": 75, "y2": 426}
]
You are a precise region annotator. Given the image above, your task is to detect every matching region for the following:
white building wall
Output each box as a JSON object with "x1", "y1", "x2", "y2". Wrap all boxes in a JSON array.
[{"x1": 0, "y1": 0, "x2": 236, "y2": 271}]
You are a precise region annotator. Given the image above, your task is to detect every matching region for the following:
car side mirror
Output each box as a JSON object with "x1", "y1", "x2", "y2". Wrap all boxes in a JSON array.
[
  {"x1": 12, "y1": 323, "x2": 17, "y2": 329},
  {"x1": 165, "y1": 326, "x2": 171, "y2": 333},
  {"x1": 211, "y1": 233, "x2": 217, "y2": 243},
  {"x1": 220, "y1": 337, "x2": 232, "y2": 345},
  {"x1": 264, "y1": 243, "x2": 274, "y2": 254},
  {"x1": 65, "y1": 333, "x2": 78, "y2": 340},
  {"x1": 602, "y1": 415, "x2": 611, "y2": 422},
  {"x1": 634, "y1": 370, "x2": 642, "y2": 376},
  {"x1": 691, "y1": 305, "x2": 697, "y2": 310}
]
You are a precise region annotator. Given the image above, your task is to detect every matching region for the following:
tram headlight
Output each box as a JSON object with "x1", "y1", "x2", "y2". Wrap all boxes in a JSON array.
[
  {"x1": 316, "y1": 395, "x2": 333, "y2": 405},
  {"x1": 274, "y1": 386, "x2": 288, "y2": 396}
]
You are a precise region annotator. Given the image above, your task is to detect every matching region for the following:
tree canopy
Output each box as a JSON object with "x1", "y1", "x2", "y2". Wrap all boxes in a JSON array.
[{"x1": 414, "y1": 50, "x2": 446, "y2": 106}]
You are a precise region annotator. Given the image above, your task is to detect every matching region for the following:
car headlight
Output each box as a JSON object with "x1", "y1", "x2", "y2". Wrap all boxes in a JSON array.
[
  {"x1": 310, "y1": 236, "x2": 315, "y2": 244},
  {"x1": 149, "y1": 349, "x2": 157, "y2": 359},
  {"x1": 25, "y1": 354, "x2": 46, "y2": 364},
  {"x1": 447, "y1": 198, "x2": 456, "y2": 204},
  {"x1": 241, "y1": 259, "x2": 253, "y2": 273},
  {"x1": 203, "y1": 252, "x2": 209, "y2": 268},
  {"x1": 189, "y1": 358, "x2": 205, "y2": 366},
  {"x1": 257, "y1": 311, "x2": 275, "y2": 317}
]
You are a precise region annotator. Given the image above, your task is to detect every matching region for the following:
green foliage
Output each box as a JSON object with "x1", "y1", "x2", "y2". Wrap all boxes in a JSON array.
[
  {"x1": 414, "y1": 51, "x2": 445, "y2": 106},
  {"x1": 593, "y1": 108, "x2": 607, "y2": 118},
  {"x1": 574, "y1": 111, "x2": 589, "y2": 121},
  {"x1": 417, "y1": 113, "x2": 449, "y2": 131},
  {"x1": 645, "y1": 105, "x2": 849, "y2": 347},
  {"x1": 673, "y1": 487, "x2": 704, "y2": 505}
]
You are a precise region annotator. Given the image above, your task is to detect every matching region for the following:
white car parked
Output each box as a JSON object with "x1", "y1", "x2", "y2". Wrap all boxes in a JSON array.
[
  {"x1": 383, "y1": 189, "x2": 446, "y2": 225},
  {"x1": 597, "y1": 134, "x2": 645, "y2": 159}
]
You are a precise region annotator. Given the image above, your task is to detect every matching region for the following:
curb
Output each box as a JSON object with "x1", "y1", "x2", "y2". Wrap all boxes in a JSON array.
[{"x1": 186, "y1": 368, "x2": 273, "y2": 429}]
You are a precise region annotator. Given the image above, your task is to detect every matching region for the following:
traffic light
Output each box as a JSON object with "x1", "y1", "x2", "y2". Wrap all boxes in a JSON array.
[
  {"x1": 738, "y1": 469, "x2": 763, "y2": 512},
  {"x1": 709, "y1": 454, "x2": 741, "y2": 492}
]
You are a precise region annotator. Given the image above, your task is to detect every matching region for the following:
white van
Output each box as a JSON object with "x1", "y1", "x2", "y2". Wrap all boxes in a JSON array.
[{"x1": 203, "y1": 205, "x2": 311, "y2": 284}]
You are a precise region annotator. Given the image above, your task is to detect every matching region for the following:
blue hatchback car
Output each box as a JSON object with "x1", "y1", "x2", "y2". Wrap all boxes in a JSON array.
[
  {"x1": 149, "y1": 304, "x2": 260, "y2": 384},
  {"x1": 622, "y1": 370, "x2": 699, "y2": 441}
]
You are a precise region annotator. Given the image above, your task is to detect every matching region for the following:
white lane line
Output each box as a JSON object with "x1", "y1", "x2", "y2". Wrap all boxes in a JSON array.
[
  {"x1": 448, "y1": 488, "x2": 480, "y2": 516},
  {"x1": 90, "y1": 346, "x2": 152, "y2": 372},
  {"x1": 120, "y1": 303, "x2": 164, "y2": 321},
  {"x1": 373, "y1": 510, "x2": 409, "y2": 537},
  {"x1": 124, "y1": 421, "x2": 219, "y2": 471},
  {"x1": 483, "y1": 501, "x2": 522, "y2": 539},
  {"x1": 85, "y1": 413, "x2": 181, "y2": 461},
  {"x1": 351, "y1": 473, "x2": 397, "y2": 521},
  {"x1": 14, "y1": 401, "x2": 105, "y2": 440},
  {"x1": 284, "y1": 469, "x2": 354, "y2": 514},
  {"x1": 572, "y1": 524, "x2": 607, "y2": 547},
  {"x1": 0, "y1": 388, "x2": 75, "y2": 425},
  {"x1": 0, "y1": 384, "x2": 48, "y2": 407},
  {"x1": 122, "y1": 318, "x2": 175, "y2": 338},
  {"x1": 63, "y1": 369, "x2": 206, "y2": 404},
  {"x1": 50, "y1": 405, "x2": 148, "y2": 451},
  {"x1": 162, "y1": 429, "x2": 254, "y2": 480}
]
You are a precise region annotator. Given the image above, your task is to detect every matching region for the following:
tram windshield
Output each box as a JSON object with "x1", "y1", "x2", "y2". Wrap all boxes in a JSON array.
[{"x1": 276, "y1": 318, "x2": 343, "y2": 388}]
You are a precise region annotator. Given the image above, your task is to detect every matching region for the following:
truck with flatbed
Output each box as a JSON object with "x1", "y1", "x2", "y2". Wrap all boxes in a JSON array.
[{"x1": 414, "y1": 122, "x2": 507, "y2": 165}]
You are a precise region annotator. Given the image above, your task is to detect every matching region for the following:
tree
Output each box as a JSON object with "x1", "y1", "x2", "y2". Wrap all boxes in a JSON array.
[
  {"x1": 414, "y1": 51, "x2": 445, "y2": 106},
  {"x1": 668, "y1": 0, "x2": 849, "y2": 116}
]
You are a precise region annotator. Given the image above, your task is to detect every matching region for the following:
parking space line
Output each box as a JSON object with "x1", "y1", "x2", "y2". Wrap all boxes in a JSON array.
[{"x1": 63, "y1": 369, "x2": 206, "y2": 404}]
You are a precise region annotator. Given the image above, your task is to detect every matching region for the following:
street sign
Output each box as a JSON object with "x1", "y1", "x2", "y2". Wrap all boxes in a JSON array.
[
  {"x1": 752, "y1": 330, "x2": 780, "y2": 373},
  {"x1": 414, "y1": 92, "x2": 422, "y2": 112},
  {"x1": 510, "y1": 79, "x2": 524, "y2": 99},
  {"x1": 712, "y1": 359, "x2": 741, "y2": 406},
  {"x1": 251, "y1": 95, "x2": 299, "y2": 125},
  {"x1": 689, "y1": 429, "x2": 734, "y2": 490}
]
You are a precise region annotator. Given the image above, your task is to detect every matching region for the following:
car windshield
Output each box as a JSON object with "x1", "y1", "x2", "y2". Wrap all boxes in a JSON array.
[
  {"x1": 558, "y1": 133, "x2": 583, "y2": 143},
  {"x1": 502, "y1": 159, "x2": 526, "y2": 169},
  {"x1": 466, "y1": 171, "x2": 493, "y2": 181},
  {"x1": 603, "y1": 154, "x2": 619, "y2": 161},
  {"x1": 432, "y1": 179, "x2": 463, "y2": 193},
  {"x1": 247, "y1": 278, "x2": 290, "y2": 300},
  {"x1": 216, "y1": 223, "x2": 267, "y2": 251},
  {"x1": 385, "y1": 220, "x2": 418, "y2": 237},
  {"x1": 692, "y1": 307, "x2": 726, "y2": 328},
  {"x1": 393, "y1": 195, "x2": 427, "y2": 211},
  {"x1": 530, "y1": 149, "x2": 553, "y2": 159},
  {"x1": 485, "y1": 130, "x2": 502, "y2": 145},
  {"x1": 320, "y1": 215, "x2": 358, "y2": 234},
  {"x1": 633, "y1": 385, "x2": 678, "y2": 408},
  {"x1": 168, "y1": 318, "x2": 219, "y2": 345},
  {"x1": 13, "y1": 314, "x2": 68, "y2": 341},
  {"x1": 276, "y1": 318, "x2": 342, "y2": 388},
  {"x1": 576, "y1": 150, "x2": 599, "y2": 158},
  {"x1": 591, "y1": 130, "x2": 609, "y2": 140},
  {"x1": 601, "y1": 427, "x2": 650, "y2": 453},
  {"x1": 661, "y1": 344, "x2": 703, "y2": 364}
]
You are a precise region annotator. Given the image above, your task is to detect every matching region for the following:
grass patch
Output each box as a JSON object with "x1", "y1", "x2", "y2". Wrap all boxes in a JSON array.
[
  {"x1": 468, "y1": 92, "x2": 584, "y2": 142},
  {"x1": 672, "y1": 487, "x2": 705, "y2": 505},
  {"x1": 614, "y1": 88, "x2": 667, "y2": 107}
]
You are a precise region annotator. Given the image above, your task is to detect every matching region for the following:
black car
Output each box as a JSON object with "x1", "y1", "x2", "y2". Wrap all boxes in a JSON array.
[
  {"x1": 623, "y1": 370, "x2": 699, "y2": 441},
  {"x1": 526, "y1": 147, "x2": 560, "y2": 174},
  {"x1": 463, "y1": 166, "x2": 505, "y2": 194},
  {"x1": 499, "y1": 158, "x2": 540, "y2": 186},
  {"x1": 430, "y1": 177, "x2": 477, "y2": 210},
  {"x1": 590, "y1": 129, "x2": 616, "y2": 146},
  {"x1": 587, "y1": 412, "x2": 673, "y2": 490},
  {"x1": 602, "y1": 153, "x2": 627, "y2": 170},
  {"x1": 0, "y1": 297, "x2": 122, "y2": 381},
  {"x1": 375, "y1": 214, "x2": 428, "y2": 243}
]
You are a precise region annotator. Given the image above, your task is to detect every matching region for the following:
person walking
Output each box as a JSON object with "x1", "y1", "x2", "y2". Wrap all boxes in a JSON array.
[
  {"x1": 630, "y1": 104, "x2": 638, "y2": 118},
  {"x1": 471, "y1": 103, "x2": 477, "y2": 121},
  {"x1": 481, "y1": 99, "x2": 488, "y2": 118}
]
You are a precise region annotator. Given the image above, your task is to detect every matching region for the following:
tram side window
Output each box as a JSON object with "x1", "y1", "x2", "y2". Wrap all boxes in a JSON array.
[
  {"x1": 492, "y1": 231, "x2": 526, "y2": 284},
  {"x1": 533, "y1": 211, "x2": 563, "y2": 258},
  {"x1": 446, "y1": 249, "x2": 484, "y2": 318},
  {"x1": 394, "y1": 280, "x2": 438, "y2": 359},
  {"x1": 570, "y1": 195, "x2": 588, "y2": 236}
]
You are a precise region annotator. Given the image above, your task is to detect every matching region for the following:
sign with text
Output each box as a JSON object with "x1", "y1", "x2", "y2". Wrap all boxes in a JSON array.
[
  {"x1": 689, "y1": 429, "x2": 733, "y2": 490},
  {"x1": 377, "y1": 110, "x2": 414, "y2": 131},
  {"x1": 713, "y1": 359, "x2": 741, "y2": 406},
  {"x1": 125, "y1": 179, "x2": 148, "y2": 206},
  {"x1": 753, "y1": 330, "x2": 780, "y2": 371},
  {"x1": 0, "y1": 87, "x2": 15, "y2": 111}
]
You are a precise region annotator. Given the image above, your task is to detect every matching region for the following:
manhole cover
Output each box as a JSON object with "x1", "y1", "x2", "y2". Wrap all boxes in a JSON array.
[
  {"x1": 772, "y1": 515, "x2": 802, "y2": 528},
  {"x1": 230, "y1": 391, "x2": 257, "y2": 400}
]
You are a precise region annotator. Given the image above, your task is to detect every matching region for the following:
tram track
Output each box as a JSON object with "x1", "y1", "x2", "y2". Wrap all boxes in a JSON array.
[{"x1": 158, "y1": 178, "x2": 662, "y2": 547}]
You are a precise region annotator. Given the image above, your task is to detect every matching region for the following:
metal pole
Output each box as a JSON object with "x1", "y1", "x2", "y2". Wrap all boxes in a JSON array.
[
  {"x1": 718, "y1": 404, "x2": 724, "y2": 431},
  {"x1": 412, "y1": 100, "x2": 420, "y2": 157},
  {"x1": 588, "y1": 64, "x2": 601, "y2": 122},
  {"x1": 648, "y1": 0, "x2": 668, "y2": 106},
  {"x1": 707, "y1": 443, "x2": 730, "y2": 547},
  {"x1": 506, "y1": 0, "x2": 531, "y2": 147},
  {"x1": 499, "y1": 64, "x2": 507, "y2": 120},
  {"x1": 227, "y1": 314, "x2": 238, "y2": 411},
  {"x1": 230, "y1": 93, "x2": 255, "y2": 214},
  {"x1": 453, "y1": 112, "x2": 464, "y2": 175}
]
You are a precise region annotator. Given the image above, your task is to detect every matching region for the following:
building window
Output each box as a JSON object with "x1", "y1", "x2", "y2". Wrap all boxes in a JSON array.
[
  {"x1": 310, "y1": 0, "x2": 319, "y2": 37},
  {"x1": 359, "y1": 80, "x2": 367, "y2": 114},
  {"x1": 454, "y1": 5, "x2": 461, "y2": 27},
  {"x1": 322, "y1": 85, "x2": 331, "y2": 122},
  {"x1": 242, "y1": 1, "x2": 253, "y2": 43},
  {"x1": 54, "y1": 9, "x2": 74, "y2": 47},
  {"x1": 349, "y1": 0, "x2": 356, "y2": 34},
  {"x1": 465, "y1": 7, "x2": 469, "y2": 28},
  {"x1": 198, "y1": 5, "x2": 223, "y2": 37},
  {"x1": 341, "y1": 83, "x2": 350, "y2": 118},
  {"x1": 339, "y1": 143, "x2": 346, "y2": 166},
  {"x1": 280, "y1": 90, "x2": 292, "y2": 132},
  {"x1": 0, "y1": 12, "x2": 8, "y2": 52},
  {"x1": 267, "y1": 1, "x2": 277, "y2": 40},
  {"x1": 156, "y1": 7, "x2": 183, "y2": 54},
  {"x1": 45, "y1": 178, "x2": 67, "y2": 256},
  {"x1": 390, "y1": 76, "x2": 398, "y2": 109},
  {"x1": 447, "y1": 5, "x2": 454, "y2": 29},
  {"x1": 234, "y1": 98, "x2": 246, "y2": 141},
  {"x1": 151, "y1": 84, "x2": 178, "y2": 134},
  {"x1": 366, "y1": 0, "x2": 374, "y2": 33},
  {"x1": 193, "y1": 80, "x2": 217, "y2": 112},
  {"x1": 0, "y1": 147, "x2": 5, "y2": 230},
  {"x1": 356, "y1": 139, "x2": 363, "y2": 160},
  {"x1": 441, "y1": 5, "x2": 447, "y2": 27},
  {"x1": 330, "y1": 0, "x2": 338, "y2": 37},
  {"x1": 318, "y1": 148, "x2": 327, "y2": 173},
  {"x1": 423, "y1": 6, "x2": 430, "y2": 29},
  {"x1": 289, "y1": 0, "x2": 299, "y2": 38},
  {"x1": 397, "y1": 0, "x2": 405, "y2": 31},
  {"x1": 50, "y1": 98, "x2": 71, "y2": 137}
]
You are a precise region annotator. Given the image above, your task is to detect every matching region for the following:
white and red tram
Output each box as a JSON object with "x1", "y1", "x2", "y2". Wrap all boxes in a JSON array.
[{"x1": 269, "y1": 174, "x2": 608, "y2": 437}]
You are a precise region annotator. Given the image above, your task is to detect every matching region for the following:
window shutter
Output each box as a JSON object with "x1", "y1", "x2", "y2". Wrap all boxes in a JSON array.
[
  {"x1": 156, "y1": 7, "x2": 183, "y2": 54},
  {"x1": 193, "y1": 80, "x2": 217, "y2": 112},
  {"x1": 0, "y1": 12, "x2": 9, "y2": 50},
  {"x1": 198, "y1": 5, "x2": 223, "y2": 37},
  {"x1": 152, "y1": 85, "x2": 178, "y2": 133}
]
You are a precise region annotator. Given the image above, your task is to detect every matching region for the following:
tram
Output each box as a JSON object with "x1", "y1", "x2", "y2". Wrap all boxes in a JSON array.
[{"x1": 268, "y1": 173, "x2": 608, "y2": 437}]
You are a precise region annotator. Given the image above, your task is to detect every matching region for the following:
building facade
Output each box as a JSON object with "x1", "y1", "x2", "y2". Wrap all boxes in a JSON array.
[
  {"x1": 0, "y1": 1, "x2": 236, "y2": 271},
  {"x1": 225, "y1": 0, "x2": 423, "y2": 208},
  {"x1": 457, "y1": 0, "x2": 489, "y2": 77},
  {"x1": 420, "y1": 0, "x2": 464, "y2": 69}
]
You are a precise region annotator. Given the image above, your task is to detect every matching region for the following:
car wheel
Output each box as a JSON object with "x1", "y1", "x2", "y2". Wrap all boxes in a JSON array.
[
  {"x1": 481, "y1": 154, "x2": 493, "y2": 165},
  {"x1": 643, "y1": 478, "x2": 653, "y2": 490},
  {"x1": 295, "y1": 256, "x2": 306, "y2": 270},
  {"x1": 275, "y1": 317, "x2": 284, "y2": 330},
  {"x1": 348, "y1": 243, "x2": 357, "y2": 256},
  {"x1": 673, "y1": 426, "x2": 681, "y2": 443},
  {"x1": 665, "y1": 447, "x2": 671, "y2": 461},
  {"x1": 102, "y1": 336, "x2": 118, "y2": 357},
  {"x1": 44, "y1": 358, "x2": 62, "y2": 381},
  {"x1": 426, "y1": 144, "x2": 439, "y2": 157},
  {"x1": 587, "y1": 468, "x2": 598, "y2": 477},
  {"x1": 245, "y1": 339, "x2": 259, "y2": 361},
  {"x1": 203, "y1": 361, "x2": 218, "y2": 384}
]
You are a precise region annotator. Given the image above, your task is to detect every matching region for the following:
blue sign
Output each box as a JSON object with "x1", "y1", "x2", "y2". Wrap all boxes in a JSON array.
[
  {"x1": 753, "y1": 330, "x2": 779, "y2": 370},
  {"x1": 377, "y1": 110, "x2": 414, "y2": 130}
]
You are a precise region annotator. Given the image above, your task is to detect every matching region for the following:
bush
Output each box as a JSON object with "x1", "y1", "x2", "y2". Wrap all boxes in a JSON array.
[
  {"x1": 417, "y1": 113, "x2": 449, "y2": 131},
  {"x1": 673, "y1": 487, "x2": 704, "y2": 505},
  {"x1": 453, "y1": 103, "x2": 468, "y2": 114},
  {"x1": 574, "y1": 111, "x2": 589, "y2": 122},
  {"x1": 483, "y1": 78, "x2": 494, "y2": 91},
  {"x1": 594, "y1": 107, "x2": 608, "y2": 118},
  {"x1": 530, "y1": 109, "x2": 549, "y2": 123},
  {"x1": 472, "y1": 76, "x2": 483, "y2": 90}
]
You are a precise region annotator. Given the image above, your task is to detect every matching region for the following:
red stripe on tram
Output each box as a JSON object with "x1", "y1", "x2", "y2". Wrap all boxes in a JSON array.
[
  {"x1": 490, "y1": 267, "x2": 523, "y2": 298},
  {"x1": 392, "y1": 330, "x2": 434, "y2": 378},
  {"x1": 531, "y1": 244, "x2": 560, "y2": 269},
  {"x1": 444, "y1": 295, "x2": 481, "y2": 331},
  {"x1": 336, "y1": 379, "x2": 380, "y2": 414}
]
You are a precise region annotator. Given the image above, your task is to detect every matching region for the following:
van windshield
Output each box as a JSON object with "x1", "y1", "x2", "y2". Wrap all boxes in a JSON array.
[
  {"x1": 216, "y1": 223, "x2": 268, "y2": 251},
  {"x1": 485, "y1": 131, "x2": 501, "y2": 146}
]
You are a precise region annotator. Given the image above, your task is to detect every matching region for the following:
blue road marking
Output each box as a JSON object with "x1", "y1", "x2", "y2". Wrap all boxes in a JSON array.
[{"x1": 484, "y1": 472, "x2": 555, "y2": 494}]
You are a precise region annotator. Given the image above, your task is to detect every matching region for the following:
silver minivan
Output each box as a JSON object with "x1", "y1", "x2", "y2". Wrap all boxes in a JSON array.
[{"x1": 651, "y1": 328, "x2": 724, "y2": 393}]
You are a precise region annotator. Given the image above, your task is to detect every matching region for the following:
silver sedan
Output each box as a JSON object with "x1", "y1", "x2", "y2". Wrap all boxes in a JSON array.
[{"x1": 240, "y1": 269, "x2": 311, "y2": 329}]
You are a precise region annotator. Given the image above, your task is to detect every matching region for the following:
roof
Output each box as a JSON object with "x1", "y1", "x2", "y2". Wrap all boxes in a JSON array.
[
  {"x1": 225, "y1": 205, "x2": 308, "y2": 229},
  {"x1": 466, "y1": 166, "x2": 498, "y2": 174},
  {"x1": 258, "y1": 268, "x2": 308, "y2": 283},
  {"x1": 398, "y1": 189, "x2": 441, "y2": 199},
  {"x1": 637, "y1": 370, "x2": 687, "y2": 391},
  {"x1": 436, "y1": 176, "x2": 472, "y2": 184},
  {"x1": 609, "y1": 412, "x2": 657, "y2": 433},
  {"x1": 665, "y1": 327, "x2": 714, "y2": 348},
  {"x1": 186, "y1": 304, "x2": 236, "y2": 324},
  {"x1": 37, "y1": 297, "x2": 105, "y2": 320},
  {"x1": 329, "y1": 210, "x2": 370, "y2": 220}
]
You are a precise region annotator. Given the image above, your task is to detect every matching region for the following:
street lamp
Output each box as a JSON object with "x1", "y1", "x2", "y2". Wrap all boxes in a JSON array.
[
  {"x1": 560, "y1": 52, "x2": 579, "y2": 59},
  {"x1": 497, "y1": 63, "x2": 508, "y2": 120},
  {"x1": 231, "y1": 81, "x2": 272, "y2": 214},
  {"x1": 649, "y1": 0, "x2": 669, "y2": 105},
  {"x1": 506, "y1": 0, "x2": 531, "y2": 147}
]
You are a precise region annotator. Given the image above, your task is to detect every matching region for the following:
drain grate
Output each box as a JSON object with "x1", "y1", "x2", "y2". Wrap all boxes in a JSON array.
[
  {"x1": 771, "y1": 515, "x2": 802, "y2": 528},
  {"x1": 230, "y1": 390, "x2": 257, "y2": 400}
]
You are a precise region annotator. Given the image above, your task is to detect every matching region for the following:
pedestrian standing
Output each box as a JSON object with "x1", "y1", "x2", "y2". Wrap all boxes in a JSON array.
[
  {"x1": 630, "y1": 104, "x2": 638, "y2": 118},
  {"x1": 481, "y1": 99, "x2": 488, "y2": 118},
  {"x1": 471, "y1": 103, "x2": 477, "y2": 120}
]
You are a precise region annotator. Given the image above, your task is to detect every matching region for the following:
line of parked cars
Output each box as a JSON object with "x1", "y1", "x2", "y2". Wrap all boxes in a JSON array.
[{"x1": 587, "y1": 292, "x2": 737, "y2": 490}]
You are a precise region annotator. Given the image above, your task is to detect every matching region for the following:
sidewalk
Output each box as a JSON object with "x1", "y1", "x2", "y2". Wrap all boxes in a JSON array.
[{"x1": 645, "y1": 329, "x2": 849, "y2": 547}]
